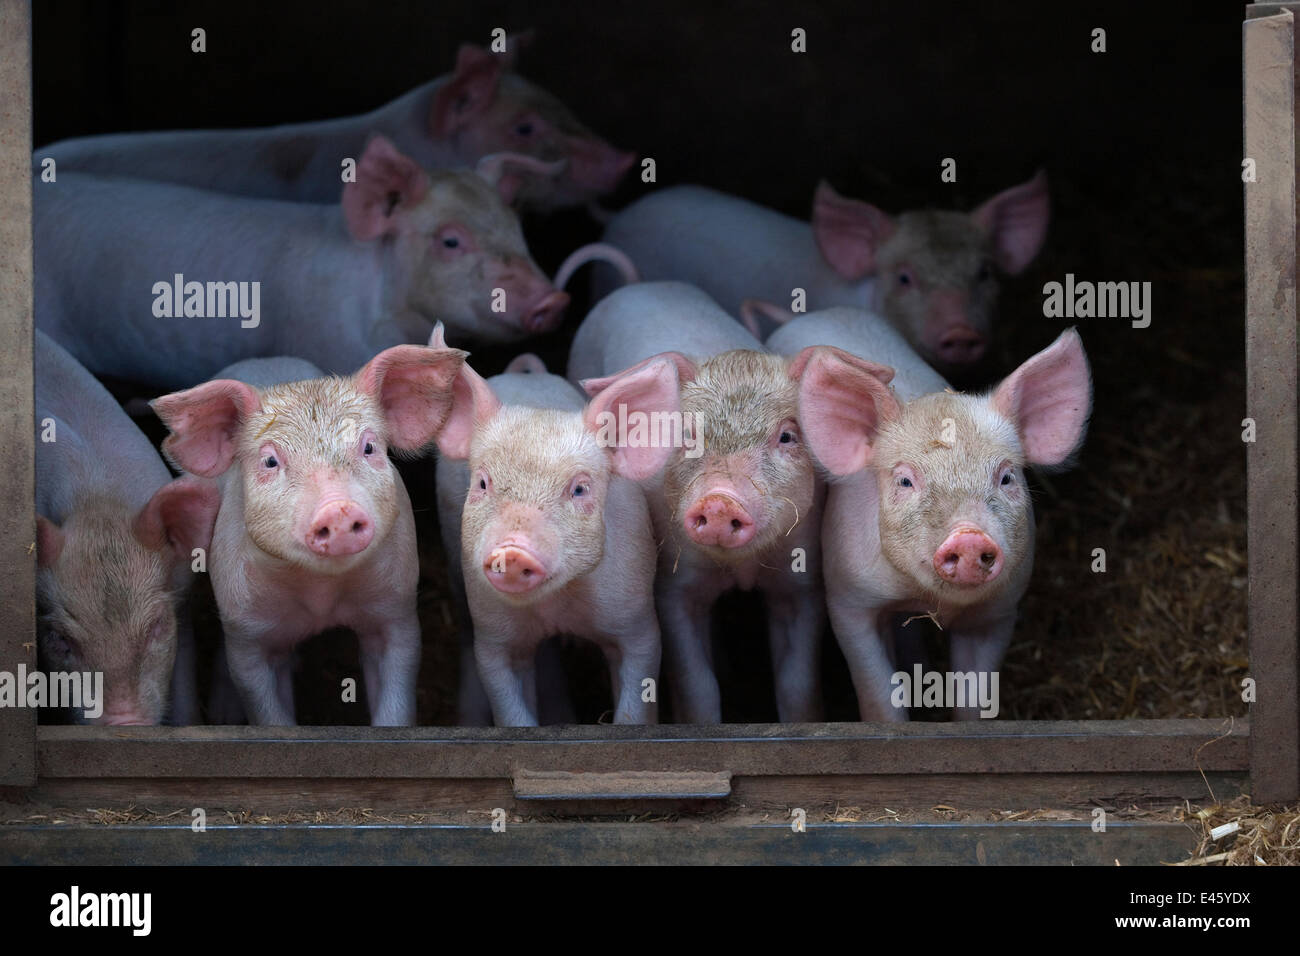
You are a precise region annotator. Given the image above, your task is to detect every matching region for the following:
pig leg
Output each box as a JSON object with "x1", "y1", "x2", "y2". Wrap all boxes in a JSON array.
[
  {"x1": 598, "y1": 625, "x2": 661, "y2": 724},
  {"x1": 357, "y1": 615, "x2": 421, "y2": 726},
  {"x1": 947, "y1": 617, "x2": 1015, "y2": 721},
  {"x1": 474, "y1": 636, "x2": 540, "y2": 727},
  {"x1": 224, "y1": 632, "x2": 297, "y2": 726},
  {"x1": 828, "y1": 600, "x2": 905, "y2": 722},
  {"x1": 766, "y1": 591, "x2": 825, "y2": 723},
  {"x1": 658, "y1": 593, "x2": 719, "y2": 724}
]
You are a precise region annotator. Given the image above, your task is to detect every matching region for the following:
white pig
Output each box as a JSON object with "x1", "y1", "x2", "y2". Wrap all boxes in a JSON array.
[
  {"x1": 768, "y1": 309, "x2": 1090, "y2": 720},
  {"x1": 568, "y1": 283, "x2": 890, "y2": 723},
  {"x1": 38, "y1": 38, "x2": 634, "y2": 211},
  {"x1": 597, "y1": 174, "x2": 1049, "y2": 370},
  {"x1": 150, "y1": 344, "x2": 467, "y2": 726},
  {"x1": 435, "y1": 336, "x2": 679, "y2": 727},
  {"x1": 35, "y1": 136, "x2": 568, "y2": 389},
  {"x1": 35, "y1": 330, "x2": 218, "y2": 725}
]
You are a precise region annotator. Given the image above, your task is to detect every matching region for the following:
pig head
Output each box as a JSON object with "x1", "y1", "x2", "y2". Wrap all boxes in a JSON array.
[
  {"x1": 343, "y1": 136, "x2": 569, "y2": 343},
  {"x1": 812, "y1": 172, "x2": 1050, "y2": 369},
  {"x1": 35, "y1": 478, "x2": 218, "y2": 725},
  {"x1": 429, "y1": 38, "x2": 636, "y2": 210}
]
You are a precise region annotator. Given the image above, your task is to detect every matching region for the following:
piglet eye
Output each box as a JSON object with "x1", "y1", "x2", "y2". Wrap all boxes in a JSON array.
[
  {"x1": 363, "y1": 441, "x2": 375, "y2": 456},
  {"x1": 899, "y1": 476, "x2": 913, "y2": 488},
  {"x1": 262, "y1": 454, "x2": 278, "y2": 469},
  {"x1": 442, "y1": 235, "x2": 460, "y2": 249},
  {"x1": 572, "y1": 483, "x2": 588, "y2": 498},
  {"x1": 479, "y1": 477, "x2": 487, "y2": 490},
  {"x1": 779, "y1": 431, "x2": 795, "y2": 444},
  {"x1": 1001, "y1": 471, "x2": 1014, "y2": 486},
  {"x1": 897, "y1": 269, "x2": 913, "y2": 287},
  {"x1": 515, "y1": 121, "x2": 534, "y2": 137}
]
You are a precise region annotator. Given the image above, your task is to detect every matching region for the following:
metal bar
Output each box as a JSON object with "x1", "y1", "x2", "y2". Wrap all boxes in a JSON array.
[
  {"x1": 34, "y1": 718, "x2": 1246, "y2": 779},
  {"x1": 0, "y1": 821, "x2": 1201, "y2": 866},
  {"x1": 1244, "y1": 8, "x2": 1300, "y2": 803},
  {"x1": 0, "y1": 0, "x2": 36, "y2": 788}
]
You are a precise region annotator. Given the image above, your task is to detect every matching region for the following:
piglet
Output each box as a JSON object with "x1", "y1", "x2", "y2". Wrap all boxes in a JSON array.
[
  {"x1": 35, "y1": 331, "x2": 218, "y2": 725},
  {"x1": 769, "y1": 310, "x2": 1090, "y2": 720},
  {"x1": 569, "y1": 283, "x2": 884, "y2": 724},
  {"x1": 36, "y1": 136, "x2": 567, "y2": 389},
  {"x1": 598, "y1": 174, "x2": 1048, "y2": 370},
  {"x1": 151, "y1": 344, "x2": 467, "y2": 725},
  {"x1": 39, "y1": 36, "x2": 634, "y2": 211},
  {"x1": 435, "y1": 331, "x2": 678, "y2": 726}
]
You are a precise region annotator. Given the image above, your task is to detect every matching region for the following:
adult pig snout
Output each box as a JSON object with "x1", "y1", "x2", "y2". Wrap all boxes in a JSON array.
[
  {"x1": 306, "y1": 499, "x2": 374, "y2": 556},
  {"x1": 933, "y1": 528, "x2": 1002, "y2": 587}
]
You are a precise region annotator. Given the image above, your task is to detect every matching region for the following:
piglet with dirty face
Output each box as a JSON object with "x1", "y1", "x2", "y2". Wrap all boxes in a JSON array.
[{"x1": 151, "y1": 344, "x2": 466, "y2": 725}]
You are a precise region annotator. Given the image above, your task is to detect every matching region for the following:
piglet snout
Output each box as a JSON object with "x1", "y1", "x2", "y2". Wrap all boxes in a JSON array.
[
  {"x1": 935, "y1": 327, "x2": 986, "y2": 366},
  {"x1": 307, "y1": 500, "x2": 374, "y2": 556},
  {"x1": 484, "y1": 544, "x2": 548, "y2": 594},
  {"x1": 524, "y1": 290, "x2": 570, "y2": 334},
  {"x1": 933, "y1": 529, "x2": 1002, "y2": 587},
  {"x1": 684, "y1": 493, "x2": 756, "y2": 549}
]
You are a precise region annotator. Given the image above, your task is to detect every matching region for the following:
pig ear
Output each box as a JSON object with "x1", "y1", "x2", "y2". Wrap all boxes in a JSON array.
[
  {"x1": 583, "y1": 356, "x2": 682, "y2": 481},
  {"x1": 581, "y1": 351, "x2": 697, "y2": 398},
  {"x1": 342, "y1": 135, "x2": 430, "y2": 242},
  {"x1": 476, "y1": 152, "x2": 568, "y2": 206},
  {"x1": 501, "y1": 30, "x2": 535, "y2": 70},
  {"x1": 35, "y1": 515, "x2": 64, "y2": 569},
  {"x1": 787, "y1": 346, "x2": 895, "y2": 387},
  {"x1": 430, "y1": 44, "x2": 505, "y2": 138},
  {"x1": 991, "y1": 328, "x2": 1091, "y2": 469},
  {"x1": 971, "y1": 170, "x2": 1050, "y2": 275},
  {"x1": 436, "y1": 361, "x2": 502, "y2": 460},
  {"x1": 795, "y1": 346, "x2": 900, "y2": 476},
  {"x1": 812, "y1": 181, "x2": 895, "y2": 281},
  {"x1": 132, "y1": 477, "x2": 221, "y2": 560},
  {"x1": 357, "y1": 344, "x2": 469, "y2": 452},
  {"x1": 152, "y1": 379, "x2": 261, "y2": 478}
]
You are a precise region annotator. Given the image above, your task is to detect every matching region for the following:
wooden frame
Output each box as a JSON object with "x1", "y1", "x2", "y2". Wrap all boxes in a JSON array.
[{"x1": 0, "y1": 2, "x2": 1295, "y2": 829}]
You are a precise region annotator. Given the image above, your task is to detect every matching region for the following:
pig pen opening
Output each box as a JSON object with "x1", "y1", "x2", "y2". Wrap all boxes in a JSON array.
[{"x1": 28, "y1": 0, "x2": 1247, "y2": 728}]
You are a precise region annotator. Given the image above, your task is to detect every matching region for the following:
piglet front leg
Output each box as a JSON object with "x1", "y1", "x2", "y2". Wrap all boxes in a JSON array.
[
  {"x1": 224, "y1": 627, "x2": 297, "y2": 726},
  {"x1": 474, "y1": 629, "x2": 541, "y2": 727},
  {"x1": 766, "y1": 589, "x2": 825, "y2": 723},
  {"x1": 599, "y1": 622, "x2": 661, "y2": 725},
  {"x1": 358, "y1": 614, "x2": 421, "y2": 727},
  {"x1": 828, "y1": 599, "x2": 905, "y2": 723},
  {"x1": 947, "y1": 615, "x2": 1014, "y2": 721}
]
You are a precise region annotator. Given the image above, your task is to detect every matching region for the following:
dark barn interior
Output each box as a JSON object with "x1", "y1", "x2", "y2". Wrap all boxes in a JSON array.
[{"x1": 31, "y1": 0, "x2": 1248, "y2": 724}]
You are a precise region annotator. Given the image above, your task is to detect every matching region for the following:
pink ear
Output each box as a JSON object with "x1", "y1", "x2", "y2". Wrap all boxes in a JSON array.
[
  {"x1": 132, "y1": 476, "x2": 221, "y2": 559},
  {"x1": 971, "y1": 170, "x2": 1050, "y2": 275},
  {"x1": 582, "y1": 356, "x2": 682, "y2": 481},
  {"x1": 812, "y1": 181, "x2": 895, "y2": 281},
  {"x1": 795, "y1": 346, "x2": 900, "y2": 476},
  {"x1": 430, "y1": 44, "x2": 505, "y2": 138},
  {"x1": 476, "y1": 153, "x2": 568, "y2": 205},
  {"x1": 787, "y1": 343, "x2": 895, "y2": 387},
  {"x1": 152, "y1": 379, "x2": 261, "y2": 478},
  {"x1": 341, "y1": 135, "x2": 430, "y2": 242},
  {"x1": 36, "y1": 515, "x2": 64, "y2": 569},
  {"x1": 581, "y1": 351, "x2": 697, "y2": 398},
  {"x1": 356, "y1": 344, "x2": 469, "y2": 451},
  {"x1": 435, "y1": 361, "x2": 502, "y2": 460},
  {"x1": 991, "y1": 328, "x2": 1090, "y2": 468}
]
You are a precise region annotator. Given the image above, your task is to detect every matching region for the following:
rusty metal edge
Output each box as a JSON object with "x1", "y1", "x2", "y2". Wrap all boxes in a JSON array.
[
  {"x1": 1244, "y1": 9, "x2": 1300, "y2": 803},
  {"x1": 32, "y1": 718, "x2": 1247, "y2": 779},
  {"x1": 0, "y1": 821, "x2": 1201, "y2": 866},
  {"x1": 0, "y1": 0, "x2": 36, "y2": 788}
]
